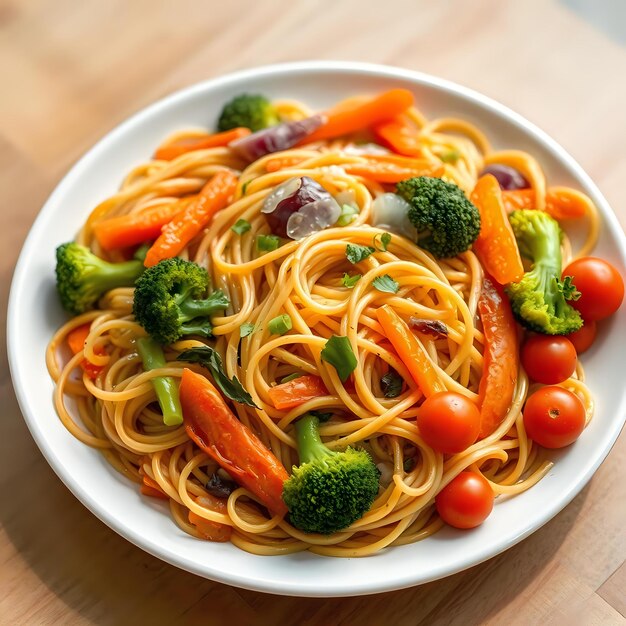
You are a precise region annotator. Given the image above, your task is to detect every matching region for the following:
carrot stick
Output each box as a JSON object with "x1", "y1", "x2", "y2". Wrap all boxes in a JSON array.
[
  {"x1": 179, "y1": 368, "x2": 289, "y2": 515},
  {"x1": 376, "y1": 305, "x2": 444, "y2": 398},
  {"x1": 144, "y1": 170, "x2": 238, "y2": 267},
  {"x1": 344, "y1": 157, "x2": 444, "y2": 183},
  {"x1": 141, "y1": 474, "x2": 163, "y2": 492},
  {"x1": 267, "y1": 375, "x2": 328, "y2": 410},
  {"x1": 477, "y1": 277, "x2": 518, "y2": 438},
  {"x1": 138, "y1": 463, "x2": 169, "y2": 498},
  {"x1": 187, "y1": 495, "x2": 232, "y2": 542},
  {"x1": 372, "y1": 115, "x2": 423, "y2": 157},
  {"x1": 66, "y1": 323, "x2": 104, "y2": 379},
  {"x1": 501, "y1": 188, "x2": 588, "y2": 220},
  {"x1": 140, "y1": 484, "x2": 169, "y2": 500},
  {"x1": 265, "y1": 153, "x2": 443, "y2": 182},
  {"x1": 301, "y1": 88, "x2": 414, "y2": 144},
  {"x1": 545, "y1": 187, "x2": 589, "y2": 219},
  {"x1": 139, "y1": 471, "x2": 169, "y2": 500},
  {"x1": 501, "y1": 188, "x2": 534, "y2": 213},
  {"x1": 154, "y1": 128, "x2": 251, "y2": 161},
  {"x1": 471, "y1": 174, "x2": 524, "y2": 285},
  {"x1": 93, "y1": 201, "x2": 188, "y2": 251}
]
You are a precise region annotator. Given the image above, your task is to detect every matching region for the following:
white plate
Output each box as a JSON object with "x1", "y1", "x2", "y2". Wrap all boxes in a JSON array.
[{"x1": 8, "y1": 61, "x2": 626, "y2": 597}]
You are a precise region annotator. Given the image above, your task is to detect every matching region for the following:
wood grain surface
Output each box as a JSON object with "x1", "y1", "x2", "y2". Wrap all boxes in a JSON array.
[{"x1": 1, "y1": 0, "x2": 625, "y2": 624}]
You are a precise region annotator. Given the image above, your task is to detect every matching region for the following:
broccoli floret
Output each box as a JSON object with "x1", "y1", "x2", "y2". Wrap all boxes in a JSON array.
[
  {"x1": 133, "y1": 258, "x2": 229, "y2": 345},
  {"x1": 282, "y1": 413, "x2": 380, "y2": 534},
  {"x1": 55, "y1": 242, "x2": 145, "y2": 315},
  {"x1": 506, "y1": 209, "x2": 582, "y2": 335},
  {"x1": 396, "y1": 176, "x2": 481, "y2": 258},
  {"x1": 217, "y1": 93, "x2": 279, "y2": 133}
]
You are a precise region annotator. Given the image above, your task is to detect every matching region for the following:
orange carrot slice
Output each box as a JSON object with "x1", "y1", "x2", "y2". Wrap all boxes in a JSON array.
[
  {"x1": 372, "y1": 115, "x2": 423, "y2": 157},
  {"x1": 93, "y1": 202, "x2": 187, "y2": 251},
  {"x1": 501, "y1": 188, "x2": 588, "y2": 220},
  {"x1": 154, "y1": 127, "x2": 251, "y2": 161},
  {"x1": 66, "y1": 323, "x2": 105, "y2": 379},
  {"x1": 144, "y1": 170, "x2": 238, "y2": 267},
  {"x1": 471, "y1": 174, "x2": 524, "y2": 285},
  {"x1": 376, "y1": 305, "x2": 444, "y2": 398},
  {"x1": 301, "y1": 89, "x2": 414, "y2": 144},
  {"x1": 188, "y1": 495, "x2": 232, "y2": 542}
]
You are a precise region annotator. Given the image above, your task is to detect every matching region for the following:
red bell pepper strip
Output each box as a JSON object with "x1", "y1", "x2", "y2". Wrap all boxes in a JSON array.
[
  {"x1": 179, "y1": 368, "x2": 289, "y2": 515},
  {"x1": 66, "y1": 323, "x2": 105, "y2": 379},
  {"x1": 267, "y1": 375, "x2": 328, "y2": 410},
  {"x1": 477, "y1": 277, "x2": 519, "y2": 438}
]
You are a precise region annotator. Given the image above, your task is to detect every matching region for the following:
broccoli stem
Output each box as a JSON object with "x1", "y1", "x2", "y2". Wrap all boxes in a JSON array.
[
  {"x1": 526, "y1": 217, "x2": 562, "y2": 271},
  {"x1": 97, "y1": 259, "x2": 145, "y2": 292},
  {"x1": 177, "y1": 290, "x2": 229, "y2": 321},
  {"x1": 137, "y1": 337, "x2": 183, "y2": 426},
  {"x1": 525, "y1": 217, "x2": 567, "y2": 316},
  {"x1": 294, "y1": 414, "x2": 335, "y2": 464}
]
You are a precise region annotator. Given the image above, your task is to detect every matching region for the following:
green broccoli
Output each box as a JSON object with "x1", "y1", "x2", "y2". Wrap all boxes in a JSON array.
[
  {"x1": 217, "y1": 93, "x2": 279, "y2": 133},
  {"x1": 282, "y1": 413, "x2": 380, "y2": 535},
  {"x1": 55, "y1": 242, "x2": 145, "y2": 315},
  {"x1": 133, "y1": 258, "x2": 229, "y2": 345},
  {"x1": 506, "y1": 209, "x2": 582, "y2": 335},
  {"x1": 396, "y1": 176, "x2": 481, "y2": 258},
  {"x1": 136, "y1": 336, "x2": 183, "y2": 426}
]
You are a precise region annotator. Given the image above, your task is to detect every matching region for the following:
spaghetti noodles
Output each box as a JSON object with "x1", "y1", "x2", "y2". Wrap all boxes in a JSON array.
[{"x1": 46, "y1": 91, "x2": 599, "y2": 557}]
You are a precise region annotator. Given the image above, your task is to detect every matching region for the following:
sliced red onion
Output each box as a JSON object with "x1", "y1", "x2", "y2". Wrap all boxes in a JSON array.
[
  {"x1": 409, "y1": 317, "x2": 448, "y2": 338},
  {"x1": 229, "y1": 114, "x2": 325, "y2": 161},
  {"x1": 286, "y1": 199, "x2": 341, "y2": 240},
  {"x1": 480, "y1": 164, "x2": 529, "y2": 190},
  {"x1": 261, "y1": 176, "x2": 340, "y2": 239},
  {"x1": 371, "y1": 193, "x2": 418, "y2": 240}
]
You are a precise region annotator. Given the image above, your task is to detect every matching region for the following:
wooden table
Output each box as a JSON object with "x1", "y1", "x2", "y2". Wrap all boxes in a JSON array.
[{"x1": 1, "y1": 0, "x2": 625, "y2": 623}]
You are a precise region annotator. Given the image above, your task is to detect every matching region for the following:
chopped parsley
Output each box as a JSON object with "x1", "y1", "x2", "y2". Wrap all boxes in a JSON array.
[
  {"x1": 346, "y1": 243, "x2": 375, "y2": 264},
  {"x1": 372, "y1": 274, "x2": 400, "y2": 294},
  {"x1": 341, "y1": 273, "x2": 361, "y2": 288},
  {"x1": 373, "y1": 232, "x2": 392, "y2": 251},
  {"x1": 257, "y1": 234, "x2": 281, "y2": 252},
  {"x1": 231, "y1": 218, "x2": 251, "y2": 235},
  {"x1": 321, "y1": 335, "x2": 358, "y2": 382},
  {"x1": 239, "y1": 322, "x2": 255, "y2": 338}
]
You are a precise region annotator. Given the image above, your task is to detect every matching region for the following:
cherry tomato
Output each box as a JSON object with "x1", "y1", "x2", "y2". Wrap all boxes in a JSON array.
[
  {"x1": 435, "y1": 471, "x2": 494, "y2": 529},
  {"x1": 521, "y1": 335, "x2": 577, "y2": 384},
  {"x1": 567, "y1": 320, "x2": 597, "y2": 354},
  {"x1": 523, "y1": 386, "x2": 586, "y2": 449},
  {"x1": 563, "y1": 257, "x2": 624, "y2": 321},
  {"x1": 417, "y1": 392, "x2": 481, "y2": 454}
]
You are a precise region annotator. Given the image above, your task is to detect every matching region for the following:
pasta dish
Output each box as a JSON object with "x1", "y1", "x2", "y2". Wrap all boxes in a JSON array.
[{"x1": 46, "y1": 88, "x2": 622, "y2": 557}]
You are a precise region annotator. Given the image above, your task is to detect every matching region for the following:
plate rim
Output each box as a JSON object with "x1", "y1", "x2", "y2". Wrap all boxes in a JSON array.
[{"x1": 7, "y1": 60, "x2": 626, "y2": 597}]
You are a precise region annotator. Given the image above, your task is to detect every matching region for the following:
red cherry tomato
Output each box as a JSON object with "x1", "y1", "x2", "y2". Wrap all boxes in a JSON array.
[
  {"x1": 417, "y1": 392, "x2": 481, "y2": 453},
  {"x1": 521, "y1": 335, "x2": 577, "y2": 384},
  {"x1": 523, "y1": 386, "x2": 586, "y2": 449},
  {"x1": 563, "y1": 257, "x2": 624, "y2": 321},
  {"x1": 567, "y1": 320, "x2": 597, "y2": 354},
  {"x1": 435, "y1": 471, "x2": 494, "y2": 529}
]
